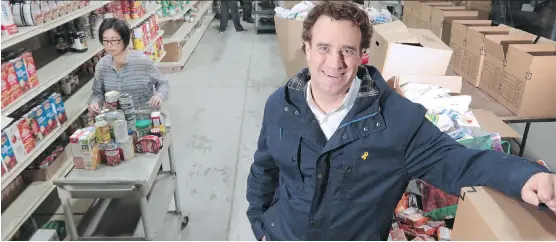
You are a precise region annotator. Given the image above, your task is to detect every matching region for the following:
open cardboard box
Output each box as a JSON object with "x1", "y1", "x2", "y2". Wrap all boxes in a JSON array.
[
  {"x1": 452, "y1": 186, "x2": 556, "y2": 240},
  {"x1": 448, "y1": 20, "x2": 493, "y2": 74},
  {"x1": 460, "y1": 25, "x2": 534, "y2": 87},
  {"x1": 430, "y1": 9, "x2": 480, "y2": 44},
  {"x1": 418, "y1": 2, "x2": 455, "y2": 29},
  {"x1": 369, "y1": 21, "x2": 453, "y2": 81},
  {"x1": 478, "y1": 35, "x2": 556, "y2": 100},
  {"x1": 419, "y1": 5, "x2": 466, "y2": 30},
  {"x1": 496, "y1": 44, "x2": 556, "y2": 117},
  {"x1": 387, "y1": 75, "x2": 522, "y2": 139},
  {"x1": 274, "y1": 15, "x2": 306, "y2": 78}
]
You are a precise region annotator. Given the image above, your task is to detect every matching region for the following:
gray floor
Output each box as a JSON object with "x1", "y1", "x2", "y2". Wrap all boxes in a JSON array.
[
  {"x1": 163, "y1": 18, "x2": 556, "y2": 241},
  {"x1": 164, "y1": 19, "x2": 286, "y2": 240}
]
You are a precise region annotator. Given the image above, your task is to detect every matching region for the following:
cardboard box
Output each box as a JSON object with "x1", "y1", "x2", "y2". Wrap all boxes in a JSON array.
[
  {"x1": 274, "y1": 15, "x2": 305, "y2": 78},
  {"x1": 405, "y1": 12, "x2": 420, "y2": 28},
  {"x1": 422, "y1": 6, "x2": 466, "y2": 30},
  {"x1": 478, "y1": 35, "x2": 554, "y2": 100},
  {"x1": 452, "y1": 186, "x2": 556, "y2": 240},
  {"x1": 389, "y1": 75, "x2": 521, "y2": 139},
  {"x1": 460, "y1": 25, "x2": 532, "y2": 87},
  {"x1": 22, "y1": 147, "x2": 69, "y2": 182},
  {"x1": 369, "y1": 21, "x2": 453, "y2": 81},
  {"x1": 496, "y1": 44, "x2": 556, "y2": 117},
  {"x1": 448, "y1": 20, "x2": 493, "y2": 74},
  {"x1": 419, "y1": 2, "x2": 454, "y2": 24},
  {"x1": 466, "y1": 0, "x2": 492, "y2": 19},
  {"x1": 161, "y1": 42, "x2": 183, "y2": 63},
  {"x1": 430, "y1": 10, "x2": 479, "y2": 44}
]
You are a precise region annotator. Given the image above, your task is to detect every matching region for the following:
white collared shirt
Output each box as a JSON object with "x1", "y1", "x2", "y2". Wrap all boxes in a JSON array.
[{"x1": 306, "y1": 77, "x2": 361, "y2": 140}]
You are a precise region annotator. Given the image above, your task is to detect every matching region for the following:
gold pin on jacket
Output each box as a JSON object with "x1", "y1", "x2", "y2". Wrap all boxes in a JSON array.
[{"x1": 361, "y1": 152, "x2": 369, "y2": 160}]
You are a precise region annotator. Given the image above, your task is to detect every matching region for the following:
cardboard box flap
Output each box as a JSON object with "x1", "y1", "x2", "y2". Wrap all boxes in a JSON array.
[
  {"x1": 469, "y1": 109, "x2": 522, "y2": 139},
  {"x1": 393, "y1": 75, "x2": 463, "y2": 93},
  {"x1": 431, "y1": 10, "x2": 479, "y2": 27},
  {"x1": 374, "y1": 21, "x2": 420, "y2": 44},
  {"x1": 483, "y1": 35, "x2": 538, "y2": 60},
  {"x1": 420, "y1": 2, "x2": 455, "y2": 21},
  {"x1": 274, "y1": 16, "x2": 306, "y2": 77},
  {"x1": 466, "y1": 26, "x2": 512, "y2": 46},
  {"x1": 408, "y1": 28, "x2": 453, "y2": 51},
  {"x1": 450, "y1": 20, "x2": 493, "y2": 43},
  {"x1": 453, "y1": 186, "x2": 556, "y2": 240}
]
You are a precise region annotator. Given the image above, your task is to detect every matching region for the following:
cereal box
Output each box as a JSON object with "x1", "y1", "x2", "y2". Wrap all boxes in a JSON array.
[
  {"x1": 21, "y1": 52, "x2": 39, "y2": 88},
  {"x1": 34, "y1": 104, "x2": 50, "y2": 139},
  {"x1": 16, "y1": 118, "x2": 37, "y2": 154},
  {"x1": 10, "y1": 56, "x2": 31, "y2": 92},
  {"x1": 42, "y1": 99, "x2": 58, "y2": 133},
  {"x1": 49, "y1": 93, "x2": 67, "y2": 124},
  {"x1": 25, "y1": 108, "x2": 42, "y2": 141},
  {"x1": 3, "y1": 123, "x2": 28, "y2": 162},
  {"x1": 1, "y1": 66, "x2": 11, "y2": 108},
  {"x1": 1, "y1": 160, "x2": 6, "y2": 176},
  {"x1": 1, "y1": 131, "x2": 18, "y2": 170},
  {"x1": 2, "y1": 62, "x2": 22, "y2": 102}
]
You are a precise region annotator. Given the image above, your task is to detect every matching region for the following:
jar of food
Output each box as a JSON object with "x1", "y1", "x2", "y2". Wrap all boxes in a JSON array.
[
  {"x1": 136, "y1": 119, "x2": 152, "y2": 140},
  {"x1": 95, "y1": 119, "x2": 111, "y2": 143}
]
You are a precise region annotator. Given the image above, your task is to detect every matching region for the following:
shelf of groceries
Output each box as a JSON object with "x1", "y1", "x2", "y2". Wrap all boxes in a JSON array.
[
  {"x1": 275, "y1": 1, "x2": 555, "y2": 241},
  {"x1": 0, "y1": 0, "x2": 203, "y2": 240}
]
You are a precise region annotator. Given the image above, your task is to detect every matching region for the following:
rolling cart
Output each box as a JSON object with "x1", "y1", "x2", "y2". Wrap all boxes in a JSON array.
[
  {"x1": 53, "y1": 110, "x2": 188, "y2": 240},
  {"x1": 253, "y1": 0, "x2": 276, "y2": 34}
]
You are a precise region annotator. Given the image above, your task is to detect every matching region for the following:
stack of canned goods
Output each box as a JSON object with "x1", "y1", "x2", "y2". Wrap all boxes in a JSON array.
[
  {"x1": 94, "y1": 109, "x2": 135, "y2": 166},
  {"x1": 118, "y1": 93, "x2": 136, "y2": 131}
]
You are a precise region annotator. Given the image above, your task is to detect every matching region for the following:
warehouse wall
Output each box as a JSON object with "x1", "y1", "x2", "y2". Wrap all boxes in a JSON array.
[{"x1": 510, "y1": 123, "x2": 556, "y2": 171}]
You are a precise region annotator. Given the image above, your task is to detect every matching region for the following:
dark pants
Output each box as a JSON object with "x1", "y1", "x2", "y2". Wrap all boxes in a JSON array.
[
  {"x1": 220, "y1": 0, "x2": 243, "y2": 31},
  {"x1": 240, "y1": 0, "x2": 252, "y2": 20}
]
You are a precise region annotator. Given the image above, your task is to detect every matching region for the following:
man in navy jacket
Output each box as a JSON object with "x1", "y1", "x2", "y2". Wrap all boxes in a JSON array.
[{"x1": 246, "y1": 2, "x2": 555, "y2": 240}]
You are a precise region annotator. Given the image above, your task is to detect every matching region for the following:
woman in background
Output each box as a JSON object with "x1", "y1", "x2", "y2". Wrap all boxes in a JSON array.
[{"x1": 88, "y1": 18, "x2": 169, "y2": 114}]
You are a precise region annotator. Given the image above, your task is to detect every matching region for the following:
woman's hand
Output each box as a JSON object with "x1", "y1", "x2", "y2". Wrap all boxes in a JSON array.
[
  {"x1": 148, "y1": 95, "x2": 163, "y2": 109},
  {"x1": 88, "y1": 103, "x2": 100, "y2": 115}
]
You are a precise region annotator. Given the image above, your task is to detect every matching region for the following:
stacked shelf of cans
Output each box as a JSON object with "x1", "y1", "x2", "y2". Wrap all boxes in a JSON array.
[
  {"x1": 70, "y1": 92, "x2": 167, "y2": 169},
  {"x1": 130, "y1": 15, "x2": 165, "y2": 61},
  {"x1": 103, "y1": 0, "x2": 147, "y2": 21},
  {"x1": 156, "y1": 0, "x2": 192, "y2": 18}
]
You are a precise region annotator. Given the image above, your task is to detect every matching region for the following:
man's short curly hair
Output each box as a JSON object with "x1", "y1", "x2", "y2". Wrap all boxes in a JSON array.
[{"x1": 301, "y1": 1, "x2": 371, "y2": 53}]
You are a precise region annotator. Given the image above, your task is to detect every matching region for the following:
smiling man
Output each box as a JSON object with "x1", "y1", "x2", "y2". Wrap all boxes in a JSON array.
[{"x1": 246, "y1": 1, "x2": 555, "y2": 241}]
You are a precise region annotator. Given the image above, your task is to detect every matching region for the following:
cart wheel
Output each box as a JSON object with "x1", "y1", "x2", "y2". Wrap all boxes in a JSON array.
[{"x1": 181, "y1": 216, "x2": 190, "y2": 230}]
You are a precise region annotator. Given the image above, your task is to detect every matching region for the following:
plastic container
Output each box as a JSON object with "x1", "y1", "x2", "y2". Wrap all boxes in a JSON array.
[{"x1": 136, "y1": 119, "x2": 152, "y2": 140}]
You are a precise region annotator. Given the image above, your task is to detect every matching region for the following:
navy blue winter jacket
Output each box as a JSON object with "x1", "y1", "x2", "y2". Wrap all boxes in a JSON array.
[{"x1": 246, "y1": 65, "x2": 549, "y2": 240}]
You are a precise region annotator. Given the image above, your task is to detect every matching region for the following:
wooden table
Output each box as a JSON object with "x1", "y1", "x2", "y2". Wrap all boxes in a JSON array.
[{"x1": 461, "y1": 81, "x2": 556, "y2": 156}]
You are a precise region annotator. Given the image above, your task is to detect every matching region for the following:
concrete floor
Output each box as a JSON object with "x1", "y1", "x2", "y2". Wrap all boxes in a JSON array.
[
  {"x1": 164, "y1": 19, "x2": 286, "y2": 240},
  {"x1": 162, "y1": 18, "x2": 556, "y2": 241}
]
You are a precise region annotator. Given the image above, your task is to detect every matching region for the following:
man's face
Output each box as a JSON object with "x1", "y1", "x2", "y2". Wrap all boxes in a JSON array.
[{"x1": 304, "y1": 15, "x2": 362, "y2": 97}]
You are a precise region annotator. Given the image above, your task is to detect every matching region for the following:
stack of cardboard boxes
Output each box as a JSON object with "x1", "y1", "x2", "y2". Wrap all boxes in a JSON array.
[{"x1": 402, "y1": 0, "x2": 556, "y2": 118}]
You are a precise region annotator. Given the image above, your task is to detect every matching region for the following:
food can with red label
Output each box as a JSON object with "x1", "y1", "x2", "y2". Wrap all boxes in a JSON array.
[
  {"x1": 105, "y1": 143, "x2": 121, "y2": 166},
  {"x1": 117, "y1": 137, "x2": 135, "y2": 161}
]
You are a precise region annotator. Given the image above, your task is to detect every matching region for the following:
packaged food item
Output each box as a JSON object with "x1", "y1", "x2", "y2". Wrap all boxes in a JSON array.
[
  {"x1": 132, "y1": 26, "x2": 145, "y2": 50},
  {"x1": 39, "y1": 1, "x2": 52, "y2": 22},
  {"x1": 437, "y1": 227, "x2": 451, "y2": 241},
  {"x1": 4, "y1": 121, "x2": 30, "y2": 162},
  {"x1": 42, "y1": 99, "x2": 58, "y2": 133},
  {"x1": 117, "y1": 137, "x2": 135, "y2": 161},
  {"x1": 10, "y1": 56, "x2": 30, "y2": 92},
  {"x1": 150, "y1": 111, "x2": 165, "y2": 133},
  {"x1": 20, "y1": 1, "x2": 43, "y2": 26},
  {"x1": 425, "y1": 220, "x2": 445, "y2": 229},
  {"x1": 396, "y1": 207, "x2": 429, "y2": 227},
  {"x1": 78, "y1": 128, "x2": 100, "y2": 170},
  {"x1": 1, "y1": 1, "x2": 19, "y2": 36},
  {"x1": 34, "y1": 104, "x2": 51, "y2": 138},
  {"x1": 136, "y1": 119, "x2": 152, "y2": 139},
  {"x1": 49, "y1": 93, "x2": 67, "y2": 124},
  {"x1": 135, "y1": 135, "x2": 161, "y2": 153},
  {"x1": 3, "y1": 62, "x2": 23, "y2": 102},
  {"x1": 25, "y1": 108, "x2": 42, "y2": 140},
  {"x1": 1, "y1": 65, "x2": 12, "y2": 107},
  {"x1": 21, "y1": 52, "x2": 39, "y2": 88},
  {"x1": 70, "y1": 128, "x2": 86, "y2": 169},
  {"x1": 112, "y1": 119, "x2": 128, "y2": 142},
  {"x1": 104, "y1": 91, "x2": 120, "y2": 110},
  {"x1": 94, "y1": 119, "x2": 111, "y2": 144},
  {"x1": 395, "y1": 193, "x2": 409, "y2": 214},
  {"x1": 415, "y1": 224, "x2": 435, "y2": 236},
  {"x1": 105, "y1": 143, "x2": 120, "y2": 166},
  {"x1": 1, "y1": 131, "x2": 18, "y2": 170},
  {"x1": 388, "y1": 222, "x2": 407, "y2": 241},
  {"x1": 411, "y1": 235, "x2": 435, "y2": 241}
]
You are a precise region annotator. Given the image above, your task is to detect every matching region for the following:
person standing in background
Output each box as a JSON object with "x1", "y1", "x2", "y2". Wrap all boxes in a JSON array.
[
  {"x1": 219, "y1": 0, "x2": 246, "y2": 33},
  {"x1": 240, "y1": 0, "x2": 254, "y2": 23}
]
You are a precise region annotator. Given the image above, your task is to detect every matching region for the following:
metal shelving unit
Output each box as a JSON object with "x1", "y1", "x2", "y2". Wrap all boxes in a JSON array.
[{"x1": 253, "y1": 0, "x2": 276, "y2": 34}]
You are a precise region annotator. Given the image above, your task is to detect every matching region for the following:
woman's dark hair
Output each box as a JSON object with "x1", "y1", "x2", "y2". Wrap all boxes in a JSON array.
[
  {"x1": 98, "y1": 18, "x2": 131, "y2": 49},
  {"x1": 301, "y1": 1, "x2": 371, "y2": 53}
]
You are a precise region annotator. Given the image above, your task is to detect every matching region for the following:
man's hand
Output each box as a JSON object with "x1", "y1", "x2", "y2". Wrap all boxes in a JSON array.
[
  {"x1": 148, "y1": 95, "x2": 163, "y2": 109},
  {"x1": 521, "y1": 172, "x2": 556, "y2": 212}
]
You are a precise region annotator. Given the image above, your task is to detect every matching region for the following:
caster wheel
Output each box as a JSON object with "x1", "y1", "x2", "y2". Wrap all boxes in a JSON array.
[{"x1": 181, "y1": 216, "x2": 190, "y2": 230}]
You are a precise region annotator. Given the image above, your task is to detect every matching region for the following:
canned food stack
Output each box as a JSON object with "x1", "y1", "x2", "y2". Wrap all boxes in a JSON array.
[
  {"x1": 131, "y1": 15, "x2": 160, "y2": 51},
  {"x1": 105, "y1": 0, "x2": 146, "y2": 20},
  {"x1": 157, "y1": 0, "x2": 188, "y2": 18},
  {"x1": 89, "y1": 12, "x2": 103, "y2": 40}
]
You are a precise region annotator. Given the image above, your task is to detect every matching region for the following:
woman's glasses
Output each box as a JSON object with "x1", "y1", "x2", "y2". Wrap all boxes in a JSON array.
[{"x1": 102, "y1": 39, "x2": 122, "y2": 46}]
